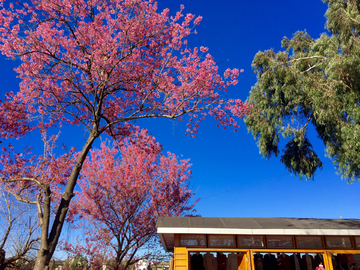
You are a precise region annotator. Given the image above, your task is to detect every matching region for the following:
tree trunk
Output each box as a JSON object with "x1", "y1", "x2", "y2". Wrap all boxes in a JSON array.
[
  {"x1": 33, "y1": 248, "x2": 50, "y2": 270},
  {"x1": 0, "y1": 248, "x2": 4, "y2": 265},
  {"x1": 0, "y1": 248, "x2": 5, "y2": 270},
  {"x1": 33, "y1": 132, "x2": 98, "y2": 270}
]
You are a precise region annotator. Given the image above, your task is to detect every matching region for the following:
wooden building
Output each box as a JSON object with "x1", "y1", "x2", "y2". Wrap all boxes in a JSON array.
[{"x1": 156, "y1": 217, "x2": 360, "y2": 270}]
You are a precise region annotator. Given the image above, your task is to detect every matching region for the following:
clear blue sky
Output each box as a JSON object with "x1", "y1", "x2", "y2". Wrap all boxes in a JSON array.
[
  {"x1": 0, "y1": 0, "x2": 359, "y2": 222},
  {"x1": 142, "y1": 0, "x2": 360, "y2": 219}
]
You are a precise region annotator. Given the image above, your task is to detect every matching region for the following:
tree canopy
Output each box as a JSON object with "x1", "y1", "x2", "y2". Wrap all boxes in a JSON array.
[
  {"x1": 63, "y1": 130, "x2": 195, "y2": 269},
  {"x1": 0, "y1": 0, "x2": 246, "y2": 268},
  {"x1": 245, "y1": 0, "x2": 360, "y2": 182}
]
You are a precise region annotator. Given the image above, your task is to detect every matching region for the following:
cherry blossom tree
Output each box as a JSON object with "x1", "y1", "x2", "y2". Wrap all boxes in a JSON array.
[
  {"x1": 0, "y1": 0, "x2": 247, "y2": 268},
  {"x1": 63, "y1": 130, "x2": 196, "y2": 270}
]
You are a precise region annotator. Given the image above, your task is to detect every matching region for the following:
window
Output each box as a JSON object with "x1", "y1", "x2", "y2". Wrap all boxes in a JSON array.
[
  {"x1": 296, "y1": 236, "x2": 323, "y2": 248},
  {"x1": 325, "y1": 236, "x2": 353, "y2": 248},
  {"x1": 237, "y1": 235, "x2": 265, "y2": 248},
  {"x1": 267, "y1": 236, "x2": 294, "y2": 248},
  {"x1": 355, "y1": 237, "x2": 360, "y2": 249},
  {"x1": 330, "y1": 253, "x2": 360, "y2": 268},
  {"x1": 208, "y1": 235, "x2": 235, "y2": 247},
  {"x1": 180, "y1": 235, "x2": 206, "y2": 246}
]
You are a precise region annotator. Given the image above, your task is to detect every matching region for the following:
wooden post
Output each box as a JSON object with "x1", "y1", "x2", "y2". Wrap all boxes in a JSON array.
[{"x1": 174, "y1": 247, "x2": 188, "y2": 270}]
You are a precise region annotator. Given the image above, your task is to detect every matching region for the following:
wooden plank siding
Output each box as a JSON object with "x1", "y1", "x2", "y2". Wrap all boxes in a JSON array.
[{"x1": 174, "y1": 247, "x2": 188, "y2": 270}]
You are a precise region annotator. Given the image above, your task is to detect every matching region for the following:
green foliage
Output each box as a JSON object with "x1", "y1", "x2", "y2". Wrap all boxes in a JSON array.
[{"x1": 245, "y1": 0, "x2": 360, "y2": 182}]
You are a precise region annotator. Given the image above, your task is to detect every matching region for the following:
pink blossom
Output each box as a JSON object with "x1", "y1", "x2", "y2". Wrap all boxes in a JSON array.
[
  {"x1": 65, "y1": 131, "x2": 196, "y2": 268},
  {"x1": 194, "y1": 15, "x2": 202, "y2": 25},
  {"x1": 200, "y1": 46, "x2": 208, "y2": 53}
]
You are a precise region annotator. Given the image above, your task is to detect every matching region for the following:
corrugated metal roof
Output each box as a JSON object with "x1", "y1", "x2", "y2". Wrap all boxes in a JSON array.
[{"x1": 156, "y1": 217, "x2": 360, "y2": 230}]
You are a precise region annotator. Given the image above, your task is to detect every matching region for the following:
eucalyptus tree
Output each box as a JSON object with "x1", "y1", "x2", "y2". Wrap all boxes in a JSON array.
[{"x1": 246, "y1": 0, "x2": 360, "y2": 181}]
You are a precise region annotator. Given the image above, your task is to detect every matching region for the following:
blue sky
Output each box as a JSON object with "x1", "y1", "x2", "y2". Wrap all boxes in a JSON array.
[
  {"x1": 0, "y1": 0, "x2": 359, "y2": 224},
  {"x1": 142, "y1": 0, "x2": 360, "y2": 219}
]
